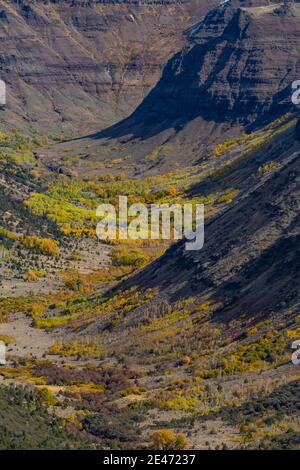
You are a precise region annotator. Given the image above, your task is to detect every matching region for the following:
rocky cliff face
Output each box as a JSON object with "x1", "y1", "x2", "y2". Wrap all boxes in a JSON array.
[
  {"x1": 0, "y1": 0, "x2": 216, "y2": 135},
  {"x1": 96, "y1": 1, "x2": 300, "y2": 165}
]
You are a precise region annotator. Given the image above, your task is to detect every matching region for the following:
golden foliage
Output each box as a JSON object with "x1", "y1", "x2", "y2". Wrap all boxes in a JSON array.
[
  {"x1": 0, "y1": 227, "x2": 60, "y2": 257},
  {"x1": 21, "y1": 235, "x2": 60, "y2": 257},
  {"x1": 48, "y1": 339, "x2": 104, "y2": 359},
  {"x1": 151, "y1": 429, "x2": 188, "y2": 450}
]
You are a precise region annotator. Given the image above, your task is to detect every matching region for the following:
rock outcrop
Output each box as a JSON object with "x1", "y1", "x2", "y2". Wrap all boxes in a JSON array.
[
  {"x1": 96, "y1": 1, "x2": 300, "y2": 161},
  {"x1": 0, "y1": 0, "x2": 216, "y2": 134}
]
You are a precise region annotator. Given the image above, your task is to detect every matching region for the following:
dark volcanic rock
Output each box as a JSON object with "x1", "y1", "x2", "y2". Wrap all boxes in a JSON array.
[
  {"x1": 0, "y1": 0, "x2": 216, "y2": 134},
  {"x1": 97, "y1": 1, "x2": 300, "y2": 155}
]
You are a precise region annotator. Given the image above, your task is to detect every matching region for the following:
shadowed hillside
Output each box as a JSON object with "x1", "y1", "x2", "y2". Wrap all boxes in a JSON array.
[
  {"x1": 126, "y1": 116, "x2": 300, "y2": 324},
  {"x1": 73, "y1": 0, "x2": 300, "y2": 173}
]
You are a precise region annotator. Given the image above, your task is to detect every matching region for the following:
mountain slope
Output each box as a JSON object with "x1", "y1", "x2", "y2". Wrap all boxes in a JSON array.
[
  {"x1": 126, "y1": 116, "x2": 300, "y2": 323},
  {"x1": 0, "y1": 0, "x2": 216, "y2": 135},
  {"x1": 71, "y1": 0, "x2": 300, "y2": 174}
]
